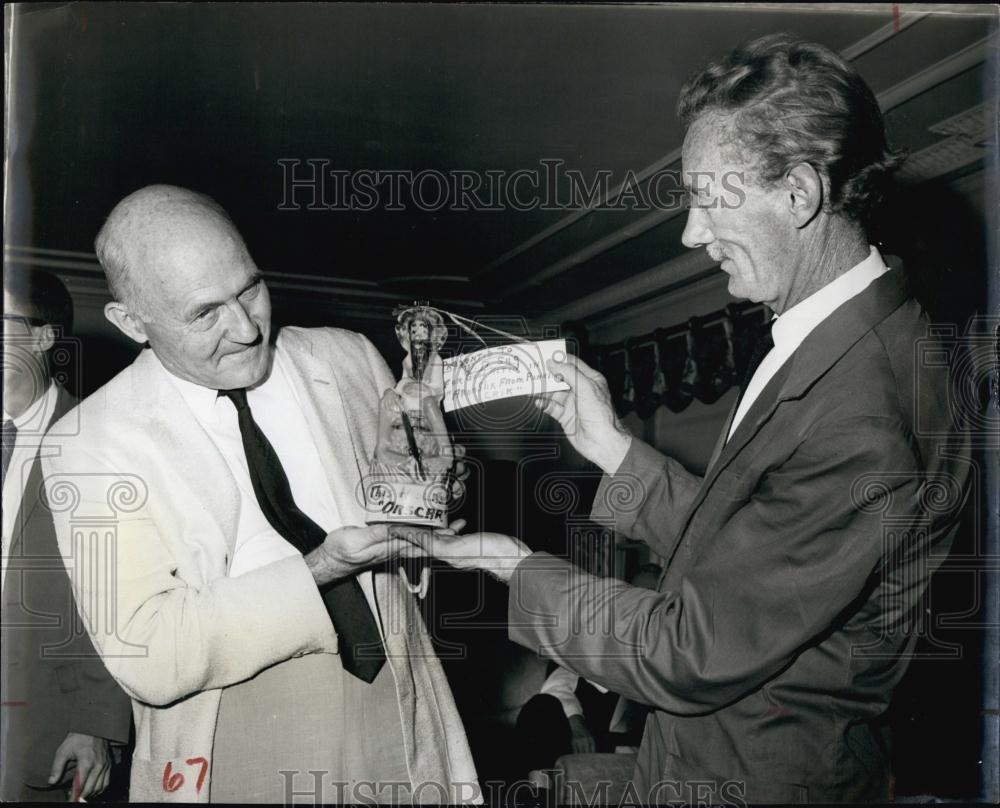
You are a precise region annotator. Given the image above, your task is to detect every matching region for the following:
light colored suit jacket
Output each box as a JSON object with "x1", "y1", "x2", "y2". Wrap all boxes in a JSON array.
[{"x1": 42, "y1": 327, "x2": 478, "y2": 803}]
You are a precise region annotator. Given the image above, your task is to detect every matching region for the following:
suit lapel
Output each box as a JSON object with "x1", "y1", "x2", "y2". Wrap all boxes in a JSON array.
[
  {"x1": 133, "y1": 332, "x2": 375, "y2": 560},
  {"x1": 7, "y1": 385, "x2": 77, "y2": 557},
  {"x1": 671, "y1": 269, "x2": 912, "y2": 558},
  {"x1": 7, "y1": 456, "x2": 45, "y2": 562},
  {"x1": 275, "y1": 330, "x2": 370, "y2": 525},
  {"x1": 704, "y1": 392, "x2": 739, "y2": 474},
  {"x1": 130, "y1": 351, "x2": 241, "y2": 555}
]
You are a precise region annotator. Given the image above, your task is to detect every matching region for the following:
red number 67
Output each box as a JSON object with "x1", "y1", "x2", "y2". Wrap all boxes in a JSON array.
[{"x1": 162, "y1": 757, "x2": 209, "y2": 794}]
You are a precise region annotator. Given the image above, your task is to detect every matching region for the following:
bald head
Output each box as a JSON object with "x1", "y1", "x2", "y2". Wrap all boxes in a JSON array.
[
  {"x1": 95, "y1": 185, "x2": 245, "y2": 313},
  {"x1": 96, "y1": 185, "x2": 272, "y2": 390}
]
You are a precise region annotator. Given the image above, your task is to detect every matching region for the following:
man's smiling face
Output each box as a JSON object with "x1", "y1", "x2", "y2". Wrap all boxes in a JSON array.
[
  {"x1": 132, "y1": 217, "x2": 273, "y2": 390},
  {"x1": 680, "y1": 112, "x2": 799, "y2": 310}
]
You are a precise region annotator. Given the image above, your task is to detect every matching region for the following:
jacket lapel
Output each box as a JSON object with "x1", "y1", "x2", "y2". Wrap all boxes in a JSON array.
[
  {"x1": 7, "y1": 455, "x2": 45, "y2": 560},
  {"x1": 132, "y1": 331, "x2": 374, "y2": 561},
  {"x1": 7, "y1": 385, "x2": 78, "y2": 556},
  {"x1": 274, "y1": 329, "x2": 387, "y2": 624},
  {"x1": 275, "y1": 330, "x2": 370, "y2": 525},
  {"x1": 130, "y1": 351, "x2": 241, "y2": 556},
  {"x1": 704, "y1": 392, "x2": 739, "y2": 474},
  {"x1": 672, "y1": 269, "x2": 912, "y2": 556}
]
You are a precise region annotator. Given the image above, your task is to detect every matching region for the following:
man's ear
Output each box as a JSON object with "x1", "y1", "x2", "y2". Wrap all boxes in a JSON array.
[
  {"x1": 104, "y1": 301, "x2": 149, "y2": 344},
  {"x1": 36, "y1": 324, "x2": 57, "y2": 353},
  {"x1": 784, "y1": 162, "x2": 824, "y2": 228}
]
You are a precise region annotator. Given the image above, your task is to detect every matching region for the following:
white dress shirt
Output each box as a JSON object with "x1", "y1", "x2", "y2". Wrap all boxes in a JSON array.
[
  {"x1": 727, "y1": 246, "x2": 890, "y2": 441},
  {"x1": 2, "y1": 381, "x2": 60, "y2": 591},
  {"x1": 539, "y1": 665, "x2": 630, "y2": 734},
  {"x1": 163, "y1": 348, "x2": 343, "y2": 577}
]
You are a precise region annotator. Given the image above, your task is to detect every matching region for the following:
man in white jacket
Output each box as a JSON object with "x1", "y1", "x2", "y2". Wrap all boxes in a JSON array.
[{"x1": 43, "y1": 184, "x2": 478, "y2": 803}]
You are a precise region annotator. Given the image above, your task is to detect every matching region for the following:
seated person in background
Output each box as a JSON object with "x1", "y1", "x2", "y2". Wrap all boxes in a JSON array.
[
  {"x1": 513, "y1": 565, "x2": 660, "y2": 788},
  {"x1": 1, "y1": 268, "x2": 131, "y2": 802}
]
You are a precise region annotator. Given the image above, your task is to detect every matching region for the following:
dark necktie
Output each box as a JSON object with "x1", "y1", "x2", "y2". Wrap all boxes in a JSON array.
[
  {"x1": 220, "y1": 388, "x2": 385, "y2": 682},
  {"x1": 735, "y1": 319, "x2": 775, "y2": 410},
  {"x1": 1, "y1": 419, "x2": 17, "y2": 490}
]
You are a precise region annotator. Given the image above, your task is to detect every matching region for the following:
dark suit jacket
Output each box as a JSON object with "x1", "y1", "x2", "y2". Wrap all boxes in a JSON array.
[
  {"x1": 0, "y1": 385, "x2": 131, "y2": 795},
  {"x1": 508, "y1": 270, "x2": 971, "y2": 803}
]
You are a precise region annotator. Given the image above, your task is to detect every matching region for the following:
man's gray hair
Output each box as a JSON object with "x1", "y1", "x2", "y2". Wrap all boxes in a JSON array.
[{"x1": 677, "y1": 33, "x2": 903, "y2": 229}]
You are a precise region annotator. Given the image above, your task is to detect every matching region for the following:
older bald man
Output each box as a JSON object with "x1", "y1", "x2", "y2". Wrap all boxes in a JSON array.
[{"x1": 42, "y1": 185, "x2": 478, "y2": 803}]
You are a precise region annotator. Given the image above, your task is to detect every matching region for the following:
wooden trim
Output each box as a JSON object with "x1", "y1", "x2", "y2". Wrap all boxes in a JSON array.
[
  {"x1": 3, "y1": 245, "x2": 485, "y2": 310},
  {"x1": 877, "y1": 35, "x2": 996, "y2": 113},
  {"x1": 534, "y1": 248, "x2": 717, "y2": 326}
]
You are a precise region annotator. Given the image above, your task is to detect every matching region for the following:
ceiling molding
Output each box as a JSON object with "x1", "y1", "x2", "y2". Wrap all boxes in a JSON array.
[
  {"x1": 503, "y1": 207, "x2": 682, "y2": 298},
  {"x1": 480, "y1": 148, "x2": 683, "y2": 277},
  {"x1": 3, "y1": 245, "x2": 485, "y2": 310},
  {"x1": 534, "y1": 247, "x2": 718, "y2": 326},
  {"x1": 877, "y1": 34, "x2": 997, "y2": 113},
  {"x1": 587, "y1": 271, "x2": 731, "y2": 342},
  {"x1": 839, "y1": 8, "x2": 927, "y2": 60}
]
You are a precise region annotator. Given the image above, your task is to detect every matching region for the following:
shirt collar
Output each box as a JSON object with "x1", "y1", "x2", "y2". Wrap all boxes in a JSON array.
[
  {"x1": 771, "y1": 245, "x2": 889, "y2": 353},
  {"x1": 153, "y1": 348, "x2": 284, "y2": 424},
  {"x1": 4, "y1": 380, "x2": 59, "y2": 431},
  {"x1": 154, "y1": 355, "x2": 223, "y2": 424}
]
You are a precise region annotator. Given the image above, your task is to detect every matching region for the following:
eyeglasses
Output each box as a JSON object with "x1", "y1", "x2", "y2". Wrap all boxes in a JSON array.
[{"x1": 2, "y1": 314, "x2": 47, "y2": 327}]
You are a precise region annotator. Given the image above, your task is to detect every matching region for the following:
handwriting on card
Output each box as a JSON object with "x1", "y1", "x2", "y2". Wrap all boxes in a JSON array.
[{"x1": 442, "y1": 339, "x2": 570, "y2": 412}]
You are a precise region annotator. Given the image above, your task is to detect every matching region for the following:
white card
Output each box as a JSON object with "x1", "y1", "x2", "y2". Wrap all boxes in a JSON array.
[{"x1": 442, "y1": 339, "x2": 570, "y2": 412}]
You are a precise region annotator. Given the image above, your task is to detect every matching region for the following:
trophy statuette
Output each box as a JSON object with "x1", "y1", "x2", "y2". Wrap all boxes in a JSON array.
[{"x1": 364, "y1": 303, "x2": 452, "y2": 529}]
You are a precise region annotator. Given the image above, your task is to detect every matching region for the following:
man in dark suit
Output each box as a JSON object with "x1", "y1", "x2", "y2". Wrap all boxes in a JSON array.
[
  {"x1": 1, "y1": 268, "x2": 131, "y2": 801},
  {"x1": 429, "y1": 35, "x2": 971, "y2": 803}
]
